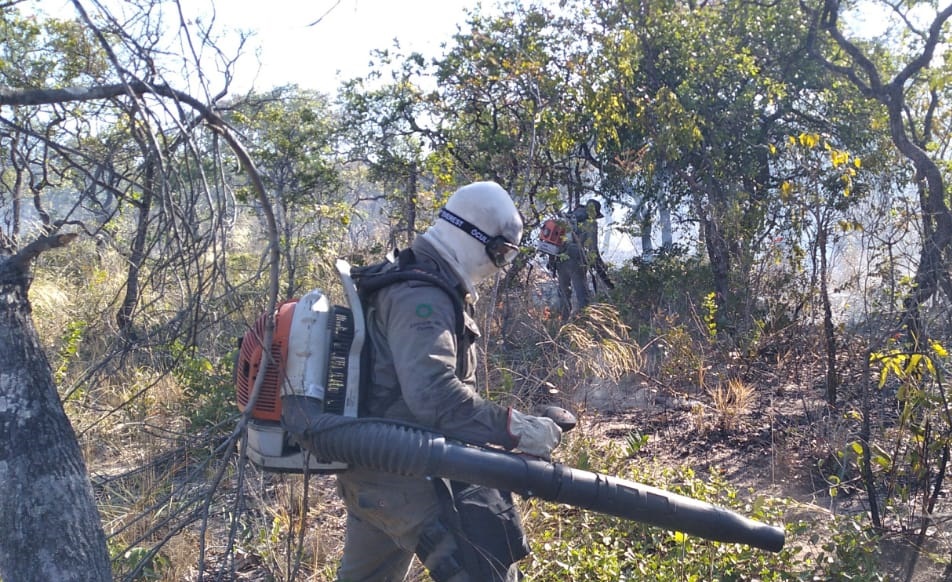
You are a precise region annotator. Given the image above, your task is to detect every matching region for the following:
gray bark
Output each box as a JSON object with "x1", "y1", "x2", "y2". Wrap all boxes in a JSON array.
[{"x1": 0, "y1": 250, "x2": 111, "y2": 582}]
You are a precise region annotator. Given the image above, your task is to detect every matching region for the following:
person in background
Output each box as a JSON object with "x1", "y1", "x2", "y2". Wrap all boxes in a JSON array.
[
  {"x1": 555, "y1": 199, "x2": 613, "y2": 320},
  {"x1": 332, "y1": 181, "x2": 562, "y2": 582}
]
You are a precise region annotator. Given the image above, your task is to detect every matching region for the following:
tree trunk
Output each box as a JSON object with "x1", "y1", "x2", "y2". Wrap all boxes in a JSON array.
[
  {"x1": 406, "y1": 165, "x2": 419, "y2": 248},
  {"x1": 701, "y1": 209, "x2": 732, "y2": 324},
  {"x1": 812, "y1": 0, "x2": 952, "y2": 344},
  {"x1": 0, "y1": 257, "x2": 111, "y2": 582},
  {"x1": 660, "y1": 206, "x2": 673, "y2": 249},
  {"x1": 883, "y1": 93, "x2": 952, "y2": 344},
  {"x1": 117, "y1": 156, "x2": 155, "y2": 335},
  {"x1": 818, "y1": 227, "x2": 838, "y2": 406},
  {"x1": 640, "y1": 213, "x2": 654, "y2": 255}
]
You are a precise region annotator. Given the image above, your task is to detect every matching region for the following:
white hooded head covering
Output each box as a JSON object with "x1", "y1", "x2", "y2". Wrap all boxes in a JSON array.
[{"x1": 421, "y1": 181, "x2": 523, "y2": 293}]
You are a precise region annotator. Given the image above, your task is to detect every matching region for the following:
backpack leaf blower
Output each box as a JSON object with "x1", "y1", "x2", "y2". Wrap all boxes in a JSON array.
[{"x1": 236, "y1": 259, "x2": 785, "y2": 553}]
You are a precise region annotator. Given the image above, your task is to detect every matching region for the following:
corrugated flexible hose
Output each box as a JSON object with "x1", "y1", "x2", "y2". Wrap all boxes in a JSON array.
[{"x1": 281, "y1": 396, "x2": 785, "y2": 553}]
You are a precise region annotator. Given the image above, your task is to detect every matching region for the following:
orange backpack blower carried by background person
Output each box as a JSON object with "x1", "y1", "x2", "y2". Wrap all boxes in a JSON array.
[{"x1": 536, "y1": 217, "x2": 568, "y2": 256}]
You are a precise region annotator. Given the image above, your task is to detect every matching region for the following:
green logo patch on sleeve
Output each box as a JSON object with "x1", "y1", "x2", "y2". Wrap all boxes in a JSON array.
[{"x1": 415, "y1": 303, "x2": 433, "y2": 318}]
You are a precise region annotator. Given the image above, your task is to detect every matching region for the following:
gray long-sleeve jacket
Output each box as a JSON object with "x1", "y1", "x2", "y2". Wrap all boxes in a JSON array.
[{"x1": 361, "y1": 237, "x2": 518, "y2": 450}]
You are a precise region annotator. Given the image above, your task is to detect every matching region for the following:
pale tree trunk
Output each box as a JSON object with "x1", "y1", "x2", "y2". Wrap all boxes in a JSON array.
[
  {"x1": 660, "y1": 206, "x2": 673, "y2": 249},
  {"x1": 0, "y1": 244, "x2": 111, "y2": 582}
]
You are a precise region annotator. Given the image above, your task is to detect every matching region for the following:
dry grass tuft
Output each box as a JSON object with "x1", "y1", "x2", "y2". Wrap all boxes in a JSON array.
[
  {"x1": 557, "y1": 303, "x2": 644, "y2": 383},
  {"x1": 707, "y1": 377, "x2": 756, "y2": 432}
]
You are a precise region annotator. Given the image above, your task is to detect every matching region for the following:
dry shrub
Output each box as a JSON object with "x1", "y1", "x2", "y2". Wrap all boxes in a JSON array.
[
  {"x1": 650, "y1": 311, "x2": 709, "y2": 389},
  {"x1": 557, "y1": 303, "x2": 644, "y2": 383},
  {"x1": 480, "y1": 272, "x2": 644, "y2": 411},
  {"x1": 231, "y1": 473, "x2": 347, "y2": 581},
  {"x1": 707, "y1": 377, "x2": 756, "y2": 432},
  {"x1": 491, "y1": 299, "x2": 645, "y2": 407},
  {"x1": 689, "y1": 402, "x2": 708, "y2": 434}
]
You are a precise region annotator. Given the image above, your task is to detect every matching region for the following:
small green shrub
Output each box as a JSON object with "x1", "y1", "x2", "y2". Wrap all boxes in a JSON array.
[
  {"x1": 169, "y1": 340, "x2": 237, "y2": 427},
  {"x1": 55, "y1": 319, "x2": 87, "y2": 387},
  {"x1": 519, "y1": 434, "x2": 881, "y2": 581},
  {"x1": 109, "y1": 543, "x2": 170, "y2": 581},
  {"x1": 814, "y1": 514, "x2": 885, "y2": 581},
  {"x1": 610, "y1": 245, "x2": 712, "y2": 343}
]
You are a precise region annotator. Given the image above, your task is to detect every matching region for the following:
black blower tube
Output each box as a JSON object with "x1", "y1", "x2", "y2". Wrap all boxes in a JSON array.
[{"x1": 282, "y1": 399, "x2": 785, "y2": 553}]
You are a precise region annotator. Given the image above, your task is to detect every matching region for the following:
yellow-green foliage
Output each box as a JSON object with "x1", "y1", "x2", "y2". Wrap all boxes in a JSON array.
[
  {"x1": 521, "y1": 434, "x2": 884, "y2": 581},
  {"x1": 703, "y1": 291, "x2": 718, "y2": 340}
]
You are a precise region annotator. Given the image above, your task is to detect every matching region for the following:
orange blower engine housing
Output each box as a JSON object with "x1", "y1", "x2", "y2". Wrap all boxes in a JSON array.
[
  {"x1": 536, "y1": 217, "x2": 568, "y2": 256},
  {"x1": 235, "y1": 300, "x2": 295, "y2": 422}
]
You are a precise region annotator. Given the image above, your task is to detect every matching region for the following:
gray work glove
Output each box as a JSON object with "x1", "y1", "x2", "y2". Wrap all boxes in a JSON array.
[{"x1": 508, "y1": 408, "x2": 563, "y2": 459}]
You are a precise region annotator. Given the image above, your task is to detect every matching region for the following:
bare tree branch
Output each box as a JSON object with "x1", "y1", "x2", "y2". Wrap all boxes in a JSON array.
[{"x1": 2, "y1": 232, "x2": 78, "y2": 277}]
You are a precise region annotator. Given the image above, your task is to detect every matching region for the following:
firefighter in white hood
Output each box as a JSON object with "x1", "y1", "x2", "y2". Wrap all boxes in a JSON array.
[{"x1": 334, "y1": 181, "x2": 562, "y2": 582}]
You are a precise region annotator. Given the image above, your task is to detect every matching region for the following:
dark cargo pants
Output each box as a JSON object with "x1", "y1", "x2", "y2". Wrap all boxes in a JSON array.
[
  {"x1": 335, "y1": 468, "x2": 523, "y2": 582},
  {"x1": 555, "y1": 243, "x2": 592, "y2": 320}
]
